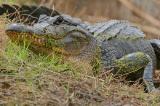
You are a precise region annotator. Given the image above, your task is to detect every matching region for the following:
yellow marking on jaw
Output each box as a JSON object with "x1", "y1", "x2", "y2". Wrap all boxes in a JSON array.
[
  {"x1": 6, "y1": 31, "x2": 82, "y2": 56},
  {"x1": 6, "y1": 31, "x2": 46, "y2": 46}
]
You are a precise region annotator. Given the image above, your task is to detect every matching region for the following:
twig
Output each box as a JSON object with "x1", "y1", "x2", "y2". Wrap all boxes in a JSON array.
[{"x1": 118, "y1": 0, "x2": 160, "y2": 28}]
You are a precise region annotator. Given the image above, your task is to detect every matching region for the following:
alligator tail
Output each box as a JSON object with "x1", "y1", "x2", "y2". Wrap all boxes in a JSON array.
[{"x1": 0, "y1": 4, "x2": 60, "y2": 23}]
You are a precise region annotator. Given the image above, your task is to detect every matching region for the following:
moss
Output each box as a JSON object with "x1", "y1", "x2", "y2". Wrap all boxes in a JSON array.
[{"x1": 114, "y1": 52, "x2": 149, "y2": 75}]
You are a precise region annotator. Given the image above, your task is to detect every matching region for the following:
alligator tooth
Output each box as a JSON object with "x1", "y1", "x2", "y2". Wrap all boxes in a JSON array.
[
  {"x1": 41, "y1": 38, "x2": 45, "y2": 42},
  {"x1": 38, "y1": 39, "x2": 41, "y2": 43},
  {"x1": 35, "y1": 38, "x2": 37, "y2": 42},
  {"x1": 18, "y1": 35, "x2": 20, "y2": 38},
  {"x1": 36, "y1": 38, "x2": 38, "y2": 42}
]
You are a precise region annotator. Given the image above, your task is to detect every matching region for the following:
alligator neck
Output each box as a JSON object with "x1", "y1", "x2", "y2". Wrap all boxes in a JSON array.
[{"x1": 67, "y1": 38, "x2": 103, "y2": 75}]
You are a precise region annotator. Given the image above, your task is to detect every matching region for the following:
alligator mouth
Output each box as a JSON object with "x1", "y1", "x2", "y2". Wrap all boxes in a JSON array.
[
  {"x1": 5, "y1": 23, "x2": 68, "y2": 55},
  {"x1": 6, "y1": 31, "x2": 46, "y2": 46},
  {"x1": 5, "y1": 23, "x2": 90, "y2": 55},
  {"x1": 6, "y1": 31, "x2": 72, "y2": 55},
  {"x1": 6, "y1": 23, "x2": 52, "y2": 44}
]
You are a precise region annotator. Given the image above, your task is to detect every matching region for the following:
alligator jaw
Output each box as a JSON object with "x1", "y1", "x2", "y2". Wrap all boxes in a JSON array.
[
  {"x1": 6, "y1": 23, "x2": 47, "y2": 46},
  {"x1": 5, "y1": 23, "x2": 91, "y2": 56},
  {"x1": 6, "y1": 23, "x2": 33, "y2": 33}
]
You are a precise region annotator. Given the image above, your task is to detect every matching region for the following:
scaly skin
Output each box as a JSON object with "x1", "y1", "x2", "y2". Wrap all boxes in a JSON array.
[{"x1": 2, "y1": 4, "x2": 160, "y2": 93}]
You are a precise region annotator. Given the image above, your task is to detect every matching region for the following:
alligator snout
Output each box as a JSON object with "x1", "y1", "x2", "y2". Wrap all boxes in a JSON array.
[{"x1": 6, "y1": 23, "x2": 33, "y2": 33}]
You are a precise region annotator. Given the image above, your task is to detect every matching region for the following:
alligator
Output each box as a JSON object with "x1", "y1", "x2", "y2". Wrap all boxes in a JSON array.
[{"x1": 1, "y1": 4, "x2": 160, "y2": 93}]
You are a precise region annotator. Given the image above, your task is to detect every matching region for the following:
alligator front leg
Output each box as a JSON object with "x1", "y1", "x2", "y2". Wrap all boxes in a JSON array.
[{"x1": 113, "y1": 52, "x2": 156, "y2": 92}]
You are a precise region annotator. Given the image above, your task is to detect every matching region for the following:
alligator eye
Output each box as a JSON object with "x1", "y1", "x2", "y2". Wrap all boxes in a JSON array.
[
  {"x1": 69, "y1": 31, "x2": 88, "y2": 40},
  {"x1": 62, "y1": 31, "x2": 90, "y2": 51},
  {"x1": 54, "y1": 16, "x2": 64, "y2": 25}
]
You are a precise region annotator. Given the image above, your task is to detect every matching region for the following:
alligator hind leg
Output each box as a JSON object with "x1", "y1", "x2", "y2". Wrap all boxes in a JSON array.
[{"x1": 114, "y1": 52, "x2": 156, "y2": 92}]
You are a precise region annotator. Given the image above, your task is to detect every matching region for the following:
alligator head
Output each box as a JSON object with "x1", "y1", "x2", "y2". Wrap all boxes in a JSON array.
[{"x1": 5, "y1": 21, "x2": 98, "y2": 60}]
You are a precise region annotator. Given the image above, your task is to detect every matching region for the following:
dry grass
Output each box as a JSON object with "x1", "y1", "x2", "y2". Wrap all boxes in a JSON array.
[{"x1": 0, "y1": 16, "x2": 8, "y2": 55}]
